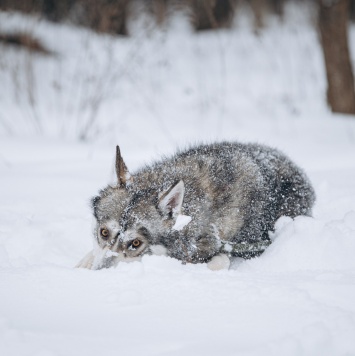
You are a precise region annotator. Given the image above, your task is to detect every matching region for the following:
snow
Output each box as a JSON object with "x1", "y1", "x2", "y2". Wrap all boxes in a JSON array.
[
  {"x1": 172, "y1": 214, "x2": 192, "y2": 231},
  {"x1": 1, "y1": 3, "x2": 355, "y2": 356}
]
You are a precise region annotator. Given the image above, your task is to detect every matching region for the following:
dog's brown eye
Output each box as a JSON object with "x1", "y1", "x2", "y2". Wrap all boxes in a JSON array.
[
  {"x1": 100, "y1": 228, "x2": 109, "y2": 239},
  {"x1": 132, "y1": 239, "x2": 141, "y2": 248}
]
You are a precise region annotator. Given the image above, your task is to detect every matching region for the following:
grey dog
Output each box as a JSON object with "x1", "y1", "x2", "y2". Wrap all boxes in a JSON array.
[{"x1": 76, "y1": 142, "x2": 315, "y2": 270}]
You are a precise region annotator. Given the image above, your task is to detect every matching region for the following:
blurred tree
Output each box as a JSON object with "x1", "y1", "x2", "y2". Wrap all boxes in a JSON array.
[
  {"x1": 249, "y1": 0, "x2": 269, "y2": 31},
  {"x1": 246, "y1": 0, "x2": 285, "y2": 34},
  {"x1": 150, "y1": 0, "x2": 168, "y2": 25},
  {"x1": 41, "y1": 0, "x2": 75, "y2": 22},
  {"x1": 0, "y1": 0, "x2": 75, "y2": 21},
  {"x1": 350, "y1": 0, "x2": 355, "y2": 21},
  {"x1": 270, "y1": 0, "x2": 284, "y2": 16},
  {"x1": 0, "y1": 0, "x2": 39, "y2": 13},
  {"x1": 189, "y1": 0, "x2": 236, "y2": 30},
  {"x1": 319, "y1": 0, "x2": 355, "y2": 114},
  {"x1": 75, "y1": 0, "x2": 130, "y2": 35}
]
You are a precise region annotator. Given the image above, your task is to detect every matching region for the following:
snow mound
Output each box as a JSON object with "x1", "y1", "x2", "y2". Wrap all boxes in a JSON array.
[
  {"x1": 240, "y1": 213, "x2": 355, "y2": 273},
  {"x1": 172, "y1": 214, "x2": 192, "y2": 231}
]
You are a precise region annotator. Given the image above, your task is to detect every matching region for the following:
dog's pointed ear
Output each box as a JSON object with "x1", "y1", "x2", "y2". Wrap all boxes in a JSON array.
[
  {"x1": 115, "y1": 145, "x2": 132, "y2": 187},
  {"x1": 158, "y1": 180, "x2": 185, "y2": 218}
]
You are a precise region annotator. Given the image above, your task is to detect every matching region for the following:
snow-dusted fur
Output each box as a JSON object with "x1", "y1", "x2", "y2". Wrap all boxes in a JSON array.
[{"x1": 87, "y1": 142, "x2": 315, "y2": 268}]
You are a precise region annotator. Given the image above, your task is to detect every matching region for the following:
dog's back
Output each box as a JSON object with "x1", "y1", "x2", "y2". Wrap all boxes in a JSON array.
[{"x1": 124, "y1": 142, "x2": 315, "y2": 261}]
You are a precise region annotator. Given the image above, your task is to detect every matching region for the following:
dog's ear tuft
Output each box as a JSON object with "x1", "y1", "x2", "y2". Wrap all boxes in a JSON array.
[{"x1": 158, "y1": 180, "x2": 185, "y2": 218}]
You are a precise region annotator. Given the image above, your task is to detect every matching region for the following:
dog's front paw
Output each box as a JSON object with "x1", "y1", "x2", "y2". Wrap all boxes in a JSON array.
[
  {"x1": 75, "y1": 250, "x2": 95, "y2": 269},
  {"x1": 207, "y1": 254, "x2": 230, "y2": 271}
]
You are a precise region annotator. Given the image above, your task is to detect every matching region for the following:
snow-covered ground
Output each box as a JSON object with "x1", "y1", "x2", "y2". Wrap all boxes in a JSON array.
[{"x1": 1, "y1": 3, "x2": 355, "y2": 356}]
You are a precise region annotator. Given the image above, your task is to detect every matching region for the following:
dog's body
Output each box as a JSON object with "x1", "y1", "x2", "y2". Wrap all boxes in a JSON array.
[{"x1": 77, "y1": 142, "x2": 315, "y2": 270}]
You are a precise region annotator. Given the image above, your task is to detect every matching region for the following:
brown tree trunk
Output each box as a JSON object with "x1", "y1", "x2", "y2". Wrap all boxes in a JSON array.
[
  {"x1": 76, "y1": 0, "x2": 129, "y2": 36},
  {"x1": 270, "y1": 0, "x2": 284, "y2": 17},
  {"x1": 189, "y1": 0, "x2": 235, "y2": 31},
  {"x1": 151, "y1": 0, "x2": 168, "y2": 25},
  {"x1": 350, "y1": 0, "x2": 355, "y2": 22},
  {"x1": 319, "y1": 0, "x2": 355, "y2": 115},
  {"x1": 249, "y1": 0, "x2": 269, "y2": 32}
]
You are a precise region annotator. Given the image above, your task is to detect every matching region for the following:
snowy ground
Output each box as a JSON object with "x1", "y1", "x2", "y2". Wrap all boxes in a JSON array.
[{"x1": 1, "y1": 4, "x2": 355, "y2": 356}]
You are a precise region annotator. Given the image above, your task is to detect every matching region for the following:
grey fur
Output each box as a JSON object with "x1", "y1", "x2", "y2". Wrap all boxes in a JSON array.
[{"x1": 89, "y1": 142, "x2": 315, "y2": 266}]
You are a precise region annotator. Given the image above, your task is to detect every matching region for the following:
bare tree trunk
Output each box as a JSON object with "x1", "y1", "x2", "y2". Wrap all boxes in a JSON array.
[
  {"x1": 270, "y1": 0, "x2": 284, "y2": 17},
  {"x1": 319, "y1": 0, "x2": 355, "y2": 114},
  {"x1": 151, "y1": 0, "x2": 168, "y2": 25},
  {"x1": 0, "y1": 0, "x2": 39, "y2": 13},
  {"x1": 75, "y1": 0, "x2": 129, "y2": 36},
  {"x1": 350, "y1": 0, "x2": 355, "y2": 22},
  {"x1": 189, "y1": 0, "x2": 236, "y2": 31},
  {"x1": 249, "y1": 0, "x2": 269, "y2": 33},
  {"x1": 41, "y1": 0, "x2": 74, "y2": 22}
]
